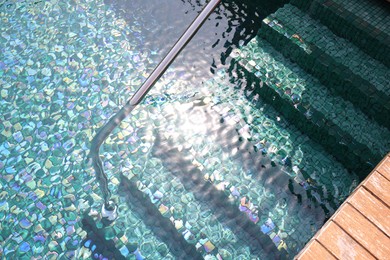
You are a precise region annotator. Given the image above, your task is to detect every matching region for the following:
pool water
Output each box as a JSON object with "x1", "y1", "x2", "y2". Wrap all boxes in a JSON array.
[{"x1": 0, "y1": 0, "x2": 360, "y2": 259}]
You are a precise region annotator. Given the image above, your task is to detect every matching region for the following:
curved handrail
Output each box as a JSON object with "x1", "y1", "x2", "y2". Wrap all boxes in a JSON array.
[{"x1": 89, "y1": 0, "x2": 222, "y2": 211}]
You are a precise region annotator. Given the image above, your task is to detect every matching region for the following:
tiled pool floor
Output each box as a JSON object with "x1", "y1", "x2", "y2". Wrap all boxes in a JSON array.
[{"x1": 0, "y1": 0, "x2": 373, "y2": 259}]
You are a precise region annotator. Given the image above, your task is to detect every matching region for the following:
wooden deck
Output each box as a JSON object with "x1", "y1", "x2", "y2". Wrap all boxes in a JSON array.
[{"x1": 295, "y1": 153, "x2": 390, "y2": 259}]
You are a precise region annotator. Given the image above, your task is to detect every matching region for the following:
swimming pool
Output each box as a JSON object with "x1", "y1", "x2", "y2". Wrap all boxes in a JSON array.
[{"x1": 0, "y1": 0, "x2": 362, "y2": 259}]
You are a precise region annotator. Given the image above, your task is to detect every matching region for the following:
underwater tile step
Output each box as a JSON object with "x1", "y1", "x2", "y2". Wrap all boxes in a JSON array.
[
  {"x1": 151, "y1": 133, "x2": 288, "y2": 259},
  {"x1": 290, "y1": 0, "x2": 390, "y2": 67},
  {"x1": 264, "y1": 4, "x2": 390, "y2": 97},
  {"x1": 125, "y1": 160, "x2": 252, "y2": 259},
  {"x1": 270, "y1": 4, "x2": 390, "y2": 89},
  {"x1": 291, "y1": 0, "x2": 390, "y2": 31},
  {"x1": 231, "y1": 36, "x2": 390, "y2": 178},
  {"x1": 153, "y1": 104, "x2": 325, "y2": 256},
  {"x1": 258, "y1": 9, "x2": 390, "y2": 128},
  {"x1": 146, "y1": 84, "x2": 358, "y2": 255},
  {"x1": 120, "y1": 170, "x2": 285, "y2": 259},
  {"x1": 118, "y1": 174, "x2": 204, "y2": 260}
]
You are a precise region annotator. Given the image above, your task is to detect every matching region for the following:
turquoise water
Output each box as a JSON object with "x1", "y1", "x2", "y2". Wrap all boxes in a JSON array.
[{"x1": 0, "y1": 0, "x2": 359, "y2": 259}]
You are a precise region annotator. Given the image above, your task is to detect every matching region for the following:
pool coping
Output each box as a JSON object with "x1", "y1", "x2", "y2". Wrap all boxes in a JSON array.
[{"x1": 295, "y1": 152, "x2": 390, "y2": 259}]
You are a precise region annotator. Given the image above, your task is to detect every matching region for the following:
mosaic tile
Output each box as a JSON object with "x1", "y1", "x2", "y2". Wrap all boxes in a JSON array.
[
  {"x1": 0, "y1": 0, "x2": 376, "y2": 258},
  {"x1": 259, "y1": 7, "x2": 390, "y2": 127},
  {"x1": 272, "y1": 4, "x2": 389, "y2": 95},
  {"x1": 290, "y1": 0, "x2": 390, "y2": 67},
  {"x1": 0, "y1": 0, "x2": 172, "y2": 258},
  {"x1": 127, "y1": 69, "x2": 360, "y2": 255},
  {"x1": 233, "y1": 36, "x2": 390, "y2": 174}
]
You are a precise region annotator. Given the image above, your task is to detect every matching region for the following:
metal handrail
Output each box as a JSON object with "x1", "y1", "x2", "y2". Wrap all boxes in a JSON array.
[{"x1": 89, "y1": 0, "x2": 222, "y2": 213}]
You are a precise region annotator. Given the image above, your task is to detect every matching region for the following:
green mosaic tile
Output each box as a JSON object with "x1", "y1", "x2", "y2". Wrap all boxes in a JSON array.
[
  {"x1": 272, "y1": 5, "x2": 389, "y2": 93},
  {"x1": 233, "y1": 36, "x2": 390, "y2": 174},
  {"x1": 290, "y1": 0, "x2": 390, "y2": 67},
  {"x1": 0, "y1": 0, "x2": 176, "y2": 258},
  {"x1": 333, "y1": 0, "x2": 390, "y2": 35},
  {"x1": 141, "y1": 70, "x2": 359, "y2": 255},
  {"x1": 258, "y1": 9, "x2": 390, "y2": 128}
]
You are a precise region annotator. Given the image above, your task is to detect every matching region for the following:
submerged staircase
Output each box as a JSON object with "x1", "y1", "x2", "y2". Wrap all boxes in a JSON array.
[
  {"x1": 114, "y1": 1, "x2": 389, "y2": 258},
  {"x1": 291, "y1": 0, "x2": 390, "y2": 67},
  {"x1": 231, "y1": 1, "x2": 390, "y2": 179},
  {"x1": 97, "y1": 1, "x2": 389, "y2": 259}
]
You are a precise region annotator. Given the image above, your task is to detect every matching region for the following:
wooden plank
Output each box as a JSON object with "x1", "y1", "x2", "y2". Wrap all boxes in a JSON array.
[
  {"x1": 296, "y1": 241, "x2": 336, "y2": 260},
  {"x1": 316, "y1": 221, "x2": 374, "y2": 260},
  {"x1": 333, "y1": 203, "x2": 390, "y2": 259},
  {"x1": 297, "y1": 155, "x2": 390, "y2": 259},
  {"x1": 363, "y1": 172, "x2": 390, "y2": 207},
  {"x1": 376, "y1": 156, "x2": 390, "y2": 180},
  {"x1": 349, "y1": 187, "x2": 390, "y2": 235}
]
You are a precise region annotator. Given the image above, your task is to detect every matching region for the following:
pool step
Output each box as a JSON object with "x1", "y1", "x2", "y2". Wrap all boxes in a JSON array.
[
  {"x1": 231, "y1": 37, "x2": 390, "y2": 178},
  {"x1": 290, "y1": 0, "x2": 390, "y2": 67},
  {"x1": 118, "y1": 174, "x2": 204, "y2": 259},
  {"x1": 146, "y1": 91, "x2": 358, "y2": 254},
  {"x1": 122, "y1": 159, "x2": 254, "y2": 258},
  {"x1": 152, "y1": 131, "x2": 288, "y2": 258},
  {"x1": 153, "y1": 107, "x2": 323, "y2": 255},
  {"x1": 258, "y1": 4, "x2": 390, "y2": 129}
]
